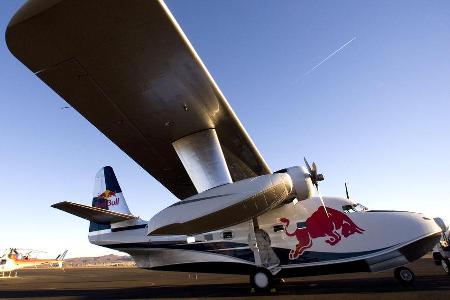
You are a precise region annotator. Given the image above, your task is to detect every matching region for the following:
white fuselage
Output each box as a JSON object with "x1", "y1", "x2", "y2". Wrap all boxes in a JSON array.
[
  {"x1": 0, "y1": 258, "x2": 18, "y2": 273},
  {"x1": 88, "y1": 196, "x2": 441, "y2": 277},
  {"x1": 0, "y1": 255, "x2": 60, "y2": 274}
]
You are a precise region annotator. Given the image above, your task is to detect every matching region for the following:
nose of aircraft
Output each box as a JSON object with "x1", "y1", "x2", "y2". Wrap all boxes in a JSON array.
[
  {"x1": 366, "y1": 210, "x2": 442, "y2": 262},
  {"x1": 405, "y1": 211, "x2": 442, "y2": 237},
  {"x1": 358, "y1": 210, "x2": 442, "y2": 272},
  {"x1": 400, "y1": 211, "x2": 442, "y2": 262}
]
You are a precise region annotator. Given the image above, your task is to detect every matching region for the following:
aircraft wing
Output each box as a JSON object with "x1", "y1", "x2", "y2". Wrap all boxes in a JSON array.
[
  {"x1": 6, "y1": 0, "x2": 271, "y2": 199},
  {"x1": 52, "y1": 201, "x2": 136, "y2": 224}
]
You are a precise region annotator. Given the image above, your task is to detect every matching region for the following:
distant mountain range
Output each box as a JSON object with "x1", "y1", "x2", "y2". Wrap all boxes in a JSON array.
[{"x1": 65, "y1": 254, "x2": 134, "y2": 266}]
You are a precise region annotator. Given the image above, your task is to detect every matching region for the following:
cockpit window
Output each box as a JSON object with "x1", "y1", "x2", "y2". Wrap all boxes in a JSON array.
[
  {"x1": 0, "y1": 259, "x2": 6, "y2": 265},
  {"x1": 343, "y1": 203, "x2": 367, "y2": 213}
]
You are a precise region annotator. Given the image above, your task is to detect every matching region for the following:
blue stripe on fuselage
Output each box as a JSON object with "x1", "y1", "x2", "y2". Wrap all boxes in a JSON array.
[{"x1": 102, "y1": 241, "x2": 389, "y2": 264}]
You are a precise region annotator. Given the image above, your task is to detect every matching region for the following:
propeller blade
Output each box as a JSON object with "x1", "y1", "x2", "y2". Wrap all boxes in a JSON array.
[
  {"x1": 14, "y1": 248, "x2": 47, "y2": 253},
  {"x1": 304, "y1": 157, "x2": 327, "y2": 215},
  {"x1": 304, "y1": 157, "x2": 312, "y2": 174},
  {"x1": 345, "y1": 182, "x2": 349, "y2": 199},
  {"x1": 316, "y1": 186, "x2": 330, "y2": 218},
  {"x1": 304, "y1": 157, "x2": 318, "y2": 187}
]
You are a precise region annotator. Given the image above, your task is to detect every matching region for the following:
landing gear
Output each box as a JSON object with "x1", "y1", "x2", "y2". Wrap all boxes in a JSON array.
[
  {"x1": 394, "y1": 266, "x2": 415, "y2": 284},
  {"x1": 250, "y1": 268, "x2": 273, "y2": 292},
  {"x1": 441, "y1": 259, "x2": 450, "y2": 275},
  {"x1": 248, "y1": 219, "x2": 280, "y2": 293}
]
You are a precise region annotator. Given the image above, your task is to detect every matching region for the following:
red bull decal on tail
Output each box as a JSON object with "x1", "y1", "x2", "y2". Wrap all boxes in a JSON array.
[
  {"x1": 96, "y1": 190, "x2": 120, "y2": 207},
  {"x1": 280, "y1": 206, "x2": 364, "y2": 260},
  {"x1": 98, "y1": 190, "x2": 116, "y2": 199},
  {"x1": 107, "y1": 198, "x2": 120, "y2": 206}
]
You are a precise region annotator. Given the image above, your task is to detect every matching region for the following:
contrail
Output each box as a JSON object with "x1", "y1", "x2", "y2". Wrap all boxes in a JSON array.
[{"x1": 301, "y1": 36, "x2": 356, "y2": 78}]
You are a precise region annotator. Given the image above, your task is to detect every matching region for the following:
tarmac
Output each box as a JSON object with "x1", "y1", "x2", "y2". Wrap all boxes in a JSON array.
[{"x1": 0, "y1": 258, "x2": 449, "y2": 299}]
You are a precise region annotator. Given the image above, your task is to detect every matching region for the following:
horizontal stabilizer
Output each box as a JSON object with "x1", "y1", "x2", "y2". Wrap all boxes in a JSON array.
[{"x1": 52, "y1": 201, "x2": 136, "y2": 224}]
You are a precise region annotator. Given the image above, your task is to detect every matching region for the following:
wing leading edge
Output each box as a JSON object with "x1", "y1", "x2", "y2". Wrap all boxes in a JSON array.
[{"x1": 6, "y1": 0, "x2": 271, "y2": 199}]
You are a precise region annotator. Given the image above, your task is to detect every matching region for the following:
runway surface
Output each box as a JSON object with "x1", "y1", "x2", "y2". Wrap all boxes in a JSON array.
[{"x1": 0, "y1": 258, "x2": 449, "y2": 299}]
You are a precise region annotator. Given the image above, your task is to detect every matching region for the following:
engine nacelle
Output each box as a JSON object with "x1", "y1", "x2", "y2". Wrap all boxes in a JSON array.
[
  {"x1": 275, "y1": 166, "x2": 314, "y2": 201},
  {"x1": 147, "y1": 173, "x2": 293, "y2": 235}
]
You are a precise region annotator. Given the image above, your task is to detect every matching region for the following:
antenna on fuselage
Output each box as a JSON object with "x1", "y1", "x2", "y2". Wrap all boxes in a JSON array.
[{"x1": 345, "y1": 182, "x2": 350, "y2": 199}]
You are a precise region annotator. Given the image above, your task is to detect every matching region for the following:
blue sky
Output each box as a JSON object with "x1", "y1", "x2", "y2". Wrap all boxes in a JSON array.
[{"x1": 1, "y1": 0, "x2": 449, "y2": 257}]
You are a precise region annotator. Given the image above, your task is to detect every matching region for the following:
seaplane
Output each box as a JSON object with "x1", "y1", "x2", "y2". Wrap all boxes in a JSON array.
[
  {"x1": 0, "y1": 248, "x2": 67, "y2": 277},
  {"x1": 6, "y1": 0, "x2": 443, "y2": 291}
]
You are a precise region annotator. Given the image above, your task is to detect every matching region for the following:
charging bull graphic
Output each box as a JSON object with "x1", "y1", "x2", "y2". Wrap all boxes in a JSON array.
[
  {"x1": 280, "y1": 206, "x2": 364, "y2": 260},
  {"x1": 98, "y1": 190, "x2": 116, "y2": 199},
  {"x1": 92, "y1": 190, "x2": 119, "y2": 209}
]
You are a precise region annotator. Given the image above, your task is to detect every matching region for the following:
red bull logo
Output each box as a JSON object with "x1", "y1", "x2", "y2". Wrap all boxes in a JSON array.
[
  {"x1": 98, "y1": 190, "x2": 116, "y2": 199},
  {"x1": 96, "y1": 190, "x2": 119, "y2": 207},
  {"x1": 280, "y1": 206, "x2": 364, "y2": 260}
]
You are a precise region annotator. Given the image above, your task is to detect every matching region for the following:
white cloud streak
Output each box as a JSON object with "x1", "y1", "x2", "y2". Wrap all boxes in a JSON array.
[{"x1": 301, "y1": 36, "x2": 357, "y2": 78}]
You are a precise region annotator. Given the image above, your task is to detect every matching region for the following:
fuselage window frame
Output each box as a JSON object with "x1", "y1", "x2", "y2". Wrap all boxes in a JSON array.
[
  {"x1": 222, "y1": 231, "x2": 233, "y2": 240},
  {"x1": 273, "y1": 224, "x2": 284, "y2": 232}
]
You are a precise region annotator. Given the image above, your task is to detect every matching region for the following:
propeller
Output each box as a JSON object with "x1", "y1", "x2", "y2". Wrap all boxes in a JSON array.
[
  {"x1": 345, "y1": 182, "x2": 350, "y2": 199},
  {"x1": 304, "y1": 157, "x2": 329, "y2": 217},
  {"x1": 303, "y1": 158, "x2": 324, "y2": 188},
  {"x1": 3, "y1": 248, "x2": 46, "y2": 255},
  {"x1": 10, "y1": 248, "x2": 46, "y2": 252}
]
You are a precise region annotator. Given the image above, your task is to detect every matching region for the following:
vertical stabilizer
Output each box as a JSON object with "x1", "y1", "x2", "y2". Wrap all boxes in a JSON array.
[
  {"x1": 92, "y1": 166, "x2": 131, "y2": 214},
  {"x1": 89, "y1": 166, "x2": 131, "y2": 232}
]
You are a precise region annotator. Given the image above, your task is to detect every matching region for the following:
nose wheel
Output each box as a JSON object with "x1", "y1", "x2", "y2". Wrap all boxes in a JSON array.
[
  {"x1": 394, "y1": 267, "x2": 415, "y2": 284},
  {"x1": 250, "y1": 268, "x2": 274, "y2": 292}
]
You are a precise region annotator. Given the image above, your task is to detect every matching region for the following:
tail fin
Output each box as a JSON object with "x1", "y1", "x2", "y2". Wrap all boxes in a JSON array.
[
  {"x1": 56, "y1": 250, "x2": 68, "y2": 261},
  {"x1": 55, "y1": 250, "x2": 68, "y2": 268},
  {"x1": 89, "y1": 166, "x2": 131, "y2": 232}
]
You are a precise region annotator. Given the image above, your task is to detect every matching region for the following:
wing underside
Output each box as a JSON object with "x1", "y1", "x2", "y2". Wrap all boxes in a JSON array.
[{"x1": 6, "y1": 0, "x2": 271, "y2": 199}]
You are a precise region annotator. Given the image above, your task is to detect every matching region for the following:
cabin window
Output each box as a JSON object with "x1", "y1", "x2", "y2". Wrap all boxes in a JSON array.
[
  {"x1": 222, "y1": 231, "x2": 233, "y2": 240},
  {"x1": 343, "y1": 203, "x2": 368, "y2": 213},
  {"x1": 297, "y1": 222, "x2": 307, "y2": 229},
  {"x1": 204, "y1": 233, "x2": 213, "y2": 241},
  {"x1": 273, "y1": 225, "x2": 284, "y2": 232},
  {"x1": 0, "y1": 259, "x2": 6, "y2": 265}
]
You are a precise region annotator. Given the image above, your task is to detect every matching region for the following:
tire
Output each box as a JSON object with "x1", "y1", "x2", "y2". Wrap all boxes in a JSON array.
[
  {"x1": 250, "y1": 268, "x2": 273, "y2": 292},
  {"x1": 433, "y1": 252, "x2": 443, "y2": 266},
  {"x1": 441, "y1": 259, "x2": 450, "y2": 275},
  {"x1": 394, "y1": 267, "x2": 415, "y2": 284}
]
